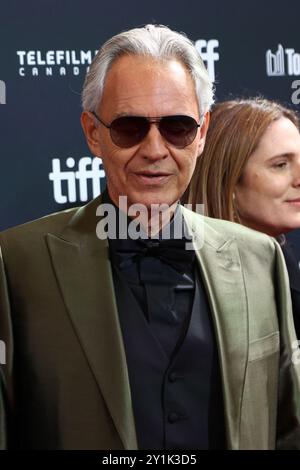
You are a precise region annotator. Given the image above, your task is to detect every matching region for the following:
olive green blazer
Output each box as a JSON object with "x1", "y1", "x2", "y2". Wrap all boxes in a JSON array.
[{"x1": 0, "y1": 196, "x2": 300, "y2": 449}]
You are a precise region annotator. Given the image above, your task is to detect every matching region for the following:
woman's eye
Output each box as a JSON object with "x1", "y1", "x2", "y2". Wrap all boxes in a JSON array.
[{"x1": 273, "y1": 161, "x2": 288, "y2": 169}]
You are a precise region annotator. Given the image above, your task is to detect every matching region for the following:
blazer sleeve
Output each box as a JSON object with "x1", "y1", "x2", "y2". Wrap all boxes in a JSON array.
[
  {"x1": 0, "y1": 246, "x2": 14, "y2": 449},
  {"x1": 274, "y1": 241, "x2": 300, "y2": 449}
]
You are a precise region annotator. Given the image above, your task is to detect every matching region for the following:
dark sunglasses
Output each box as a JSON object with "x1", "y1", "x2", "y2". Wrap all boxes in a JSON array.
[{"x1": 91, "y1": 111, "x2": 202, "y2": 149}]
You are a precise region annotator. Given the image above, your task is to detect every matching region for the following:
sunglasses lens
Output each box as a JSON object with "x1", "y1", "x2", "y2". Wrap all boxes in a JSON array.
[
  {"x1": 159, "y1": 115, "x2": 199, "y2": 148},
  {"x1": 110, "y1": 117, "x2": 149, "y2": 148},
  {"x1": 109, "y1": 115, "x2": 199, "y2": 148}
]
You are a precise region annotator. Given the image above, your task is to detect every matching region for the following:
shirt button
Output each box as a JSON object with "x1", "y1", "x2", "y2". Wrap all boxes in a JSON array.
[
  {"x1": 168, "y1": 412, "x2": 180, "y2": 423},
  {"x1": 168, "y1": 372, "x2": 178, "y2": 382}
]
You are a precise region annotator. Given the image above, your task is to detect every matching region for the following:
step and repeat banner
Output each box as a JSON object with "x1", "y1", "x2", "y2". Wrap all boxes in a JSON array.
[{"x1": 1, "y1": 0, "x2": 300, "y2": 250}]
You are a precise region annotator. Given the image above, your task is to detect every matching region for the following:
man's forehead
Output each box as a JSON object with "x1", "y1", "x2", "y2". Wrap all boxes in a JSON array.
[
  {"x1": 95, "y1": 54, "x2": 200, "y2": 120},
  {"x1": 100, "y1": 55, "x2": 196, "y2": 104}
]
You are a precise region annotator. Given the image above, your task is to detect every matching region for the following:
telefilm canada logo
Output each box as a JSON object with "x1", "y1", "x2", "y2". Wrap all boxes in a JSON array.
[
  {"x1": 16, "y1": 40, "x2": 219, "y2": 80},
  {"x1": 195, "y1": 39, "x2": 219, "y2": 82},
  {"x1": 49, "y1": 156, "x2": 106, "y2": 204},
  {"x1": 16, "y1": 49, "x2": 98, "y2": 77},
  {"x1": 0, "y1": 79, "x2": 6, "y2": 104}
]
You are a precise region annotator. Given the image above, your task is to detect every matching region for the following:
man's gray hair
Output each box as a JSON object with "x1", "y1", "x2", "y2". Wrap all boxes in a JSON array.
[{"x1": 82, "y1": 24, "x2": 214, "y2": 116}]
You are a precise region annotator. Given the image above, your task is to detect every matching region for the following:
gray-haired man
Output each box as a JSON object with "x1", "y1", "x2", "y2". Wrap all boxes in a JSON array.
[{"x1": 0, "y1": 25, "x2": 300, "y2": 450}]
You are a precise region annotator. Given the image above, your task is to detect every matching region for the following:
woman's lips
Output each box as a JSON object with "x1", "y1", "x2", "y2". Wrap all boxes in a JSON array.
[{"x1": 286, "y1": 198, "x2": 300, "y2": 207}]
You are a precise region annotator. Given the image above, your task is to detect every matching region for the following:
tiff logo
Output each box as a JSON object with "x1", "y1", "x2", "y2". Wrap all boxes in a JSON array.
[
  {"x1": 0, "y1": 340, "x2": 5, "y2": 365},
  {"x1": 195, "y1": 39, "x2": 219, "y2": 82},
  {"x1": 0, "y1": 80, "x2": 6, "y2": 104},
  {"x1": 267, "y1": 44, "x2": 300, "y2": 76},
  {"x1": 49, "y1": 157, "x2": 106, "y2": 204}
]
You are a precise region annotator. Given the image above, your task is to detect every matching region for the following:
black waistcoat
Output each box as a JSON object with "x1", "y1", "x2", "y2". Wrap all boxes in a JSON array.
[{"x1": 112, "y1": 266, "x2": 225, "y2": 450}]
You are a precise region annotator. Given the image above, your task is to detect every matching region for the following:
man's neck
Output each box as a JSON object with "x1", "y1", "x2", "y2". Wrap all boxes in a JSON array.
[{"x1": 103, "y1": 189, "x2": 180, "y2": 238}]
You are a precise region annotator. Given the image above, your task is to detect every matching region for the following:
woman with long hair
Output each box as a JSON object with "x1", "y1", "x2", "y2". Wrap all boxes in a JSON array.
[{"x1": 184, "y1": 98, "x2": 300, "y2": 336}]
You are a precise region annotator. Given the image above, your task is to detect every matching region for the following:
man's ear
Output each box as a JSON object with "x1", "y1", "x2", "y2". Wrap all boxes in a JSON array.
[
  {"x1": 197, "y1": 111, "x2": 210, "y2": 156},
  {"x1": 80, "y1": 111, "x2": 103, "y2": 156}
]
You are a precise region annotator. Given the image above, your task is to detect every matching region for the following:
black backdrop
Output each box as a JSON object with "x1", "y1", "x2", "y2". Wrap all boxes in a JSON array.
[{"x1": 1, "y1": 0, "x2": 300, "y2": 253}]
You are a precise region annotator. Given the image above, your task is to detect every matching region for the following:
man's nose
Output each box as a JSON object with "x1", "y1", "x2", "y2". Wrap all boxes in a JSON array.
[{"x1": 139, "y1": 123, "x2": 169, "y2": 161}]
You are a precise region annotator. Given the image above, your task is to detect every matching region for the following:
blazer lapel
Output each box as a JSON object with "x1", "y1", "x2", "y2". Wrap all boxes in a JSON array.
[
  {"x1": 46, "y1": 196, "x2": 137, "y2": 450},
  {"x1": 182, "y1": 208, "x2": 248, "y2": 450}
]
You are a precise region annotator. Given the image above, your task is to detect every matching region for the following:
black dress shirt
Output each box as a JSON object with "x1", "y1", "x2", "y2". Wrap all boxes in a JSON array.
[{"x1": 103, "y1": 189, "x2": 196, "y2": 358}]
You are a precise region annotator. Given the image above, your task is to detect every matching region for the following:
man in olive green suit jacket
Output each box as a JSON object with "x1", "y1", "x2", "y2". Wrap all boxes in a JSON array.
[
  {"x1": 1, "y1": 24, "x2": 300, "y2": 450},
  {"x1": 0, "y1": 197, "x2": 300, "y2": 449}
]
